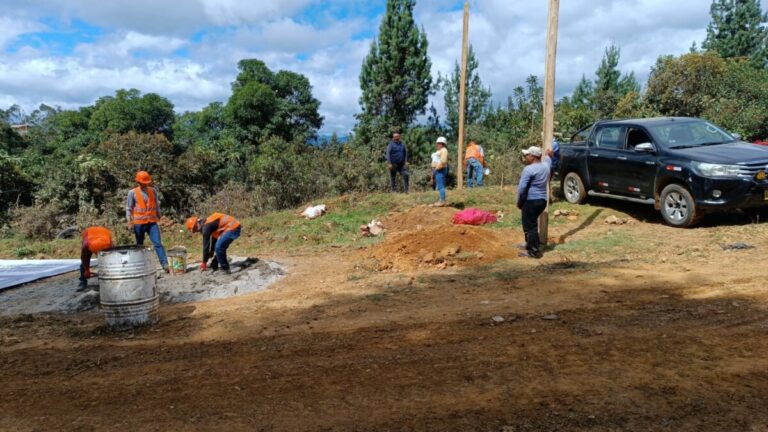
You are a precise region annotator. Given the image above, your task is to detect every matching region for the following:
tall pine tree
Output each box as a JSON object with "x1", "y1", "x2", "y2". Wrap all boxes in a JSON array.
[
  {"x1": 440, "y1": 45, "x2": 492, "y2": 138},
  {"x1": 356, "y1": 0, "x2": 432, "y2": 142},
  {"x1": 593, "y1": 44, "x2": 640, "y2": 117},
  {"x1": 703, "y1": 0, "x2": 768, "y2": 67}
]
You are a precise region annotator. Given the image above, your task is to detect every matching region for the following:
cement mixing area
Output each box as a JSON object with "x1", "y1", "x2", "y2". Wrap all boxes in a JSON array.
[{"x1": 0, "y1": 246, "x2": 286, "y2": 323}]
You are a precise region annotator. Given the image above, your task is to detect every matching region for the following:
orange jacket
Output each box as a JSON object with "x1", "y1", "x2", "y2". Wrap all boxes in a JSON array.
[
  {"x1": 132, "y1": 187, "x2": 159, "y2": 225},
  {"x1": 83, "y1": 226, "x2": 113, "y2": 254},
  {"x1": 464, "y1": 144, "x2": 485, "y2": 167},
  {"x1": 205, "y1": 213, "x2": 241, "y2": 239}
]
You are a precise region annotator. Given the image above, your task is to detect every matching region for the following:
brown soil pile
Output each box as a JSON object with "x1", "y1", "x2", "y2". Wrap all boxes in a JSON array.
[
  {"x1": 368, "y1": 206, "x2": 521, "y2": 271},
  {"x1": 380, "y1": 205, "x2": 456, "y2": 232}
]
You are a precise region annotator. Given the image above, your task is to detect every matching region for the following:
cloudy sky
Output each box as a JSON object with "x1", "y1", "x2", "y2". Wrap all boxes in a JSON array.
[{"x1": 0, "y1": 0, "x2": 761, "y2": 134}]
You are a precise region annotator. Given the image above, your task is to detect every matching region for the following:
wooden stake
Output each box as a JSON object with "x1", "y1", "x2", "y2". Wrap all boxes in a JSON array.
[
  {"x1": 456, "y1": 1, "x2": 470, "y2": 190},
  {"x1": 539, "y1": 0, "x2": 559, "y2": 245}
]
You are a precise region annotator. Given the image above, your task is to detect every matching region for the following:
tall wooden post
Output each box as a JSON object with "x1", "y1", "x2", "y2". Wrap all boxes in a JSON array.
[
  {"x1": 539, "y1": 0, "x2": 559, "y2": 245},
  {"x1": 456, "y1": 1, "x2": 470, "y2": 190}
]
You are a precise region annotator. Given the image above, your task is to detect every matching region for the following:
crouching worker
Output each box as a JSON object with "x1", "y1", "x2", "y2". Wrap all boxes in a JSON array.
[
  {"x1": 185, "y1": 213, "x2": 241, "y2": 274},
  {"x1": 79, "y1": 226, "x2": 114, "y2": 290}
]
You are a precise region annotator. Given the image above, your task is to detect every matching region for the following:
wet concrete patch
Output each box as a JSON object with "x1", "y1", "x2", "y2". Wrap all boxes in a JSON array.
[{"x1": 0, "y1": 257, "x2": 285, "y2": 316}]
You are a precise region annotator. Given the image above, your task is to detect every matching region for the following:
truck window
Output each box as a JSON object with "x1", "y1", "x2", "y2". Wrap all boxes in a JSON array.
[
  {"x1": 626, "y1": 128, "x2": 653, "y2": 150},
  {"x1": 570, "y1": 125, "x2": 593, "y2": 145},
  {"x1": 595, "y1": 126, "x2": 623, "y2": 150}
]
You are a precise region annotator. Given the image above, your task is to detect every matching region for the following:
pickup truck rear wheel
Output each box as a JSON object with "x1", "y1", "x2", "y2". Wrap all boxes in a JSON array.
[
  {"x1": 659, "y1": 184, "x2": 702, "y2": 227},
  {"x1": 562, "y1": 172, "x2": 587, "y2": 204}
]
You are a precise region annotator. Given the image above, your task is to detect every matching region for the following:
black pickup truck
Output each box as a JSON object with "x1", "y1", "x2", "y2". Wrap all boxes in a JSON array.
[{"x1": 558, "y1": 117, "x2": 768, "y2": 227}]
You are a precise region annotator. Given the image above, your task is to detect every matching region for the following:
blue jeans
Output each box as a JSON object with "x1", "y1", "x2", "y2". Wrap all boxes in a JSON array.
[
  {"x1": 435, "y1": 168, "x2": 447, "y2": 202},
  {"x1": 466, "y1": 158, "x2": 484, "y2": 188},
  {"x1": 215, "y1": 226, "x2": 241, "y2": 270},
  {"x1": 134, "y1": 223, "x2": 168, "y2": 268}
]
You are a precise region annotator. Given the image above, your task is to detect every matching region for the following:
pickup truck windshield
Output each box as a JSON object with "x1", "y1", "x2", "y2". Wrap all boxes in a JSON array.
[{"x1": 648, "y1": 121, "x2": 736, "y2": 149}]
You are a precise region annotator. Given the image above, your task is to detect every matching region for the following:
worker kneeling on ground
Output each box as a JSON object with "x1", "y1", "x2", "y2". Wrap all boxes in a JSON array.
[
  {"x1": 185, "y1": 213, "x2": 241, "y2": 274},
  {"x1": 79, "y1": 226, "x2": 114, "y2": 290}
]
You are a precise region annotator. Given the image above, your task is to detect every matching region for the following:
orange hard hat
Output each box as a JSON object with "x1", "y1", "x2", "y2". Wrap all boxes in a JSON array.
[
  {"x1": 185, "y1": 216, "x2": 200, "y2": 232},
  {"x1": 135, "y1": 171, "x2": 152, "y2": 185}
]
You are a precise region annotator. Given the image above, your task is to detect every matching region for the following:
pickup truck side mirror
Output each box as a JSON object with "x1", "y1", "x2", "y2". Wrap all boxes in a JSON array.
[
  {"x1": 731, "y1": 132, "x2": 742, "y2": 141},
  {"x1": 634, "y1": 143, "x2": 655, "y2": 153}
]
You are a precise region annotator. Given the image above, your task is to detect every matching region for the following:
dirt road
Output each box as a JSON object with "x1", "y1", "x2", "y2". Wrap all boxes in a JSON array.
[{"x1": 2, "y1": 205, "x2": 768, "y2": 431}]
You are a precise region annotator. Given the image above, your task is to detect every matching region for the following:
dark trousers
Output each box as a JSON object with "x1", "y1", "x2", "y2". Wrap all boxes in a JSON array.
[
  {"x1": 522, "y1": 199, "x2": 547, "y2": 257},
  {"x1": 389, "y1": 162, "x2": 410, "y2": 192}
]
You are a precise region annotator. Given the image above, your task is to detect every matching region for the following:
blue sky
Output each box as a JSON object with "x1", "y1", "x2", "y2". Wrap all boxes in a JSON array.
[{"x1": 0, "y1": 0, "x2": 763, "y2": 134}]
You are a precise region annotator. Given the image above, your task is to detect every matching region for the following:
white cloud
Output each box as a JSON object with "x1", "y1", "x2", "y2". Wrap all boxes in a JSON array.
[
  {"x1": 0, "y1": 17, "x2": 44, "y2": 49},
  {"x1": 199, "y1": 0, "x2": 317, "y2": 25},
  {"x1": 2, "y1": 0, "x2": 768, "y2": 134}
]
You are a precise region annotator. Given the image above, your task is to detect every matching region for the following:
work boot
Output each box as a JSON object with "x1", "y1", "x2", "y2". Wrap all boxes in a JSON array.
[{"x1": 77, "y1": 281, "x2": 88, "y2": 292}]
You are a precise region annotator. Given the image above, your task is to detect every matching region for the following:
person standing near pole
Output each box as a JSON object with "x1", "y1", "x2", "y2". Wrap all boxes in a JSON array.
[
  {"x1": 516, "y1": 146, "x2": 553, "y2": 258},
  {"x1": 386, "y1": 132, "x2": 410, "y2": 193},
  {"x1": 431, "y1": 137, "x2": 449, "y2": 206},
  {"x1": 126, "y1": 171, "x2": 169, "y2": 272},
  {"x1": 463, "y1": 140, "x2": 485, "y2": 188}
]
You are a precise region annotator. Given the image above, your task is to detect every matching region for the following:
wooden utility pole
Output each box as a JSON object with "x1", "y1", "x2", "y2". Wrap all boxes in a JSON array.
[
  {"x1": 539, "y1": 0, "x2": 559, "y2": 245},
  {"x1": 456, "y1": 1, "x2": 470, "y2": 190}
]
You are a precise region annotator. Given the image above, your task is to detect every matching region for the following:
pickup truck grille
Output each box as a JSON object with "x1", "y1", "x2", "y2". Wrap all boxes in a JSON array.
[{"x1": 737, "y1": 160, "x2": 768, "y2": 178}]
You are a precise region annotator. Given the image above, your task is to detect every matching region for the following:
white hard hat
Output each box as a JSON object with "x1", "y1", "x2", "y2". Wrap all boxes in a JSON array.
[{"x1": 436, "y1": 136, "x2": 447, "y2": 144}]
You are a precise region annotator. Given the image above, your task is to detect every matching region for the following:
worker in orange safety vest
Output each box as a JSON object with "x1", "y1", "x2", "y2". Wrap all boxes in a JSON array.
[
  {"x1": 126, "y1": 171, "x2": 168, "y2": 272},
  {"x1": 185, "y1": 213, "x2": 242, "y2": 274},
  {"x1": 79, "y1": 226, "x2": 113, "y2": 290},
  {"x1": 463, "y1": 140, "x2": 487, "y2": 188}
]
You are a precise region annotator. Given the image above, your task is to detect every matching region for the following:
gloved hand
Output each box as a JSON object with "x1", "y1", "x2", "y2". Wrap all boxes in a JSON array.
[
  {"x1": 200, "y1": 262, "x2": 207, "y2": 272},
  {"x1": 84, "y1": 269, "x2": 93, "y2": 279}
]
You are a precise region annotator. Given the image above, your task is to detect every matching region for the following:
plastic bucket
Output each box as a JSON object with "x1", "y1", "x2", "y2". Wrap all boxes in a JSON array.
[{"x1": 168, "y1": 247, "x2": 188, "y2": 275}]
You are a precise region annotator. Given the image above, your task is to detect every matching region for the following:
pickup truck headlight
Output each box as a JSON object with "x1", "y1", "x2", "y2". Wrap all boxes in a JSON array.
[{"x1": 692, "y1": 162, "x2": 743, "y2": 177}]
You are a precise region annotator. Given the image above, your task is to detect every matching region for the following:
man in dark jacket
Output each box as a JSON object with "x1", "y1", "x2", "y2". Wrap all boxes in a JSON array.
[{"x1": 386, "y1": 132, "x2": 410, "y2": 193}]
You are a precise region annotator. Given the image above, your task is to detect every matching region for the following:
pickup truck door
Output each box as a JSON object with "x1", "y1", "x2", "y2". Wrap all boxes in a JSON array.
[
  {"x1": 619, "y1": 126, "x2": 658, "y2": 198},
  {"x1": 588, "y1": 125, "x2": 626, "y2": 193}
]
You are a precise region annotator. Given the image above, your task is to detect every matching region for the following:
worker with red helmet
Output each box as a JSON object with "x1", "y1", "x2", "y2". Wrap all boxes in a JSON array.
[
  {"x1": 79, "y1": 226, "x2": 113, "y2": 290},
  {"x1": 126, "y1": 171, "x2": 168, "y2": 272},
  {"x1": 185, "y1": 213, "x2": 241, "y2": 274}
]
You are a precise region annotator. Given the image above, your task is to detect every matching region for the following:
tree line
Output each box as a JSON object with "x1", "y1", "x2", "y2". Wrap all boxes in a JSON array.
[{"x1": 2, "y1": 0, "x2": 768, "y2": 239}]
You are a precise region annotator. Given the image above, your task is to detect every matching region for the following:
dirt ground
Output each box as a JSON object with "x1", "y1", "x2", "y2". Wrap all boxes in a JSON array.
[{"x1": 2, "y1": 201, "x2": 768, "y2": 431}]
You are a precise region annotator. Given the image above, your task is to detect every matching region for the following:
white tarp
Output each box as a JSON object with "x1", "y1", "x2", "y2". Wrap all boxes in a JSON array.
[{"x1": 0, "y1": 259, "x2": 95, "y2": 291}]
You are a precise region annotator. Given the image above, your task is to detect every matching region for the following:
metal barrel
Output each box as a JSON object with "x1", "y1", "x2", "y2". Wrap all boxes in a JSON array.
[{"x1": 98, "y1": 246, "x2": 159, "y2": 328}]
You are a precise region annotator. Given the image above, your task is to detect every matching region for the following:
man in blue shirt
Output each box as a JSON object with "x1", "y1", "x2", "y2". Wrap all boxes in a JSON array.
[
  {"x1": 517, "y1": 146, "x2": 553, "y2": 258},
  {"x1": 386, "y1": 132, "x2": 410, "y2": 193}
]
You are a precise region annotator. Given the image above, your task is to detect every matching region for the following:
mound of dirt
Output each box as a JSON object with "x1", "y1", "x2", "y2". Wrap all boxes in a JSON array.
[
  {"x1": 368, "y1": 224, "x2": 521, "y2": 271},
  {"x1": 381, "y1": 205, "x2": 457, "y2": 233}
]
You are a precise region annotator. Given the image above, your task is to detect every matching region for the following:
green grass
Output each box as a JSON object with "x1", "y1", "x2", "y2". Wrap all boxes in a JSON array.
[
  {"x1": 0, "y1": 186, "x2": 594, "y2": 259},
  {"x1": 554, "y1": 229, "x2": 636, "y2": 254}
]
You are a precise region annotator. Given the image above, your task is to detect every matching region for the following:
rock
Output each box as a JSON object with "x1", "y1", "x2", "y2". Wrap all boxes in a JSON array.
[
  {"x1": 440, "y1": 245, "x2": 461, "y2": 257},
  {"x1": 553, "y1": 210, "x2": 563, "y2": 217},
  {"x1": 567, "y1": 215, "x2": 579, "y2": 221},
  {"x1": 604, "y1": 215, "x2": 620, "y2": 224},
  {"x1": 436, "y1": 262, "x2": 448, "y2": 270},
  {"x1": 491, "y1": 315, "x2": 505, "y2": 323},
  {"x1": 422, "y1": 252, "x2": 436, "y2": 263},
  {"x1": 720, "y1": 242, "x2": 755, "y2": 250},
  {"x1": 541, "y1": 314, "x2": 560, "y2": 321}
]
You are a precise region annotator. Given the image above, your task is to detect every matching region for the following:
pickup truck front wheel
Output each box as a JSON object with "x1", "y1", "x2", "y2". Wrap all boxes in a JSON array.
[
  {"x1": 562, "y1": 172, "x2": 587, "y2": 204},
  {"x1": 660, "y1": 184, "x2": 702, "y2": 227}
]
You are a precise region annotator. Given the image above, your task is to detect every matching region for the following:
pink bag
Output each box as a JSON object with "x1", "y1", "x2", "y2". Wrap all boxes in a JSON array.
[{"x1": 452, "y1": 208, "x2": 498, "y2": 225}]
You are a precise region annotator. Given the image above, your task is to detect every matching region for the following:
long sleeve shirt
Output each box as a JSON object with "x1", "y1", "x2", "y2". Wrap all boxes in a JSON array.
[
  {"x1": 386, "y1": 141, "x2": 407, "y2": 164},
  {"x1": 517, "y1": 156, "x2": 552, "y2": 201},
  {"x1": 201, "y1": 219, "x2": 221, "y2": 264},
  {"x1": 431, "y1": 147, "x2": 448, "y2": 170},
  {"x1": 125, "y1": 187, "x2": 161, "y2": 222}
]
